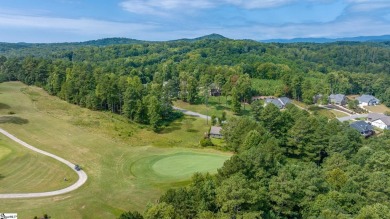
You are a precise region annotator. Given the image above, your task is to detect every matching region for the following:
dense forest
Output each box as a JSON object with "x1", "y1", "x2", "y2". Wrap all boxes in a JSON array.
[
  {"x1": 1, "y1": 36, "x2": 390, "y2": 116},
  {"x1": 1, "y1": 35, "x2": 390, "y2": 218}
]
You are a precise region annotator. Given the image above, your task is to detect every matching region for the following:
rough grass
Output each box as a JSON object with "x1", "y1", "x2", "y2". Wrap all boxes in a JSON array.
[{"x1": 0, "y1": 82, "x2": 231, "y2": 219}]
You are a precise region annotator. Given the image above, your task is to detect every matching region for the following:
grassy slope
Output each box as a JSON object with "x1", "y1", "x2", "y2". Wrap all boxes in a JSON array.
[{"x1": 0, "y1": 82, "x2": 230, "y2": 218}]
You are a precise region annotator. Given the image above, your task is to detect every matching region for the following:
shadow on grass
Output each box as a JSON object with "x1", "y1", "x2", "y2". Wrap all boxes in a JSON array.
[
  {"x1": 0, "y1": 116, "x2": 29, "y2": 125},
  {"x1": 0, "y1": 103, "x2": 11, "y2": 110},
  {"x1": 0, "y1": 174, "x2": 4, "y2": 180},
  {"x1": 160, "y1": 123, "x2": 182, "y2": 134},
  {"x1": 186, "y1": 129, "x2": 199, "y2": 133},
  {"x1": 215, "y1": 105, "x2": 230, "y2": 111}
]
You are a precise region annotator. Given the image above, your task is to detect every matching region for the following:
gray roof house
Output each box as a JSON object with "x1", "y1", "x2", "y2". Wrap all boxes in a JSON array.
[
  {"x1": 350, "y1": 121, "x2": 374, "y2": 137},
  {"x1": 357, "y1": 94, "x2": 380, "y2": 106},
  {"x1": 329, "y1": 94, "x2": 347, "y2": 105},
  {"x1": 209, "y1": 126, "x2": 223, "y2": 139},
  {"x1": 367, "y1": 113, "x2": 390, "y2": 130},
  {"x1": 264, "y1": 97, "x2": 291, "y2": 109}
]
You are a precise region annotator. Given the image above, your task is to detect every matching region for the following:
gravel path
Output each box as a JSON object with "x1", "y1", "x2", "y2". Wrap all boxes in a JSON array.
[
  {"x1": 173, "y1": 106, "x2": 210, "y2": 120},
  {"x1": 0, "y1": 128, "x2": 87, "y2": 199}
]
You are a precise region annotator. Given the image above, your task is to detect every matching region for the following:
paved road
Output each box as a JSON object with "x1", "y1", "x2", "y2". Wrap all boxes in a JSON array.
[
  {"x1": 337, "y1": 114, "x2": 368, "y2": 122},
  {"x1": 0, "y1": 128, "x2": 88, "y2": 199},
  {"x1": 173, "y1": 106, "x2": 210, "y2": 120}
]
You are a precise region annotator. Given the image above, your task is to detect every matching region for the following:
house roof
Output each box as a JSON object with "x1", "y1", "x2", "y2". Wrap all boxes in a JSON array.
[
  {"x1": 368, "y1": 113, "x2": 390, "y2": 126},
  {"x1": 210, "y1": 126, "x2": 222, "y2": 135},
  {"x1": 380, "y1": 117, "x2": 390, "y2": 126},
  {"x1": 368, "y1": 113, "x2": 384, "y2": 121},
  {"x1": 350, "y1": 121, "x2": 373, "y2": 133},
  {"x1": 265, "y1": 98, "x2": 284, "y2": 108},
  {"x1": 279, "y1": 97, "x2": 291, "y2": 106},
  {"x1": 265, "y1": 97, "x2": 291, "y2": 108},
  {"x1": 357, "y1": 94, "x2": 379, "y2": 103},
  {"x1": 329, "y1": 94, "x2": 346, "y2": 102}
]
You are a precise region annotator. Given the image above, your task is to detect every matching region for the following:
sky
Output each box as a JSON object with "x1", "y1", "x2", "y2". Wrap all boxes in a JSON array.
[{"x1": 0, "y1": 0, "x2": 390, "y2": 43}]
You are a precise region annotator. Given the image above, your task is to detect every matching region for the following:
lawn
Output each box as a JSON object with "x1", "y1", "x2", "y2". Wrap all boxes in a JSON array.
[
  {"x1": 307, "y1": 106, "x2": 349, "y2": 119},
  {"x1": 330, "y1": 109, "x2": 349, "y2": 118},
  {"x1": 174, "y1": 95, "x2": 252, "y2": 119},
  {"x1": 364, "y1": 104, "x2": 390, "y2": 113},
  {"x1": 0, "y1": 82, "x2": 231, "y2": 218}
]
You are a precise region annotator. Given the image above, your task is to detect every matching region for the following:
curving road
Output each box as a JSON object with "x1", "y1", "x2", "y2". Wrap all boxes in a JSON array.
[{"x1": 0, "y1": 128, "x2": 87, "y2": 199}]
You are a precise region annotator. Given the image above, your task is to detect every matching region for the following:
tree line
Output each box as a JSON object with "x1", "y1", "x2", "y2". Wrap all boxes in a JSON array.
[{"x1": 2, "y1": 38, "x2": 390, "y2": 112}]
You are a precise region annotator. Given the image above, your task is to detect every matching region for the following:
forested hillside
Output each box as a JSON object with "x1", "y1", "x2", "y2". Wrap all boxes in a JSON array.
[{"x1": 0, "y1": 35, "x2": 390, "y2": 111}]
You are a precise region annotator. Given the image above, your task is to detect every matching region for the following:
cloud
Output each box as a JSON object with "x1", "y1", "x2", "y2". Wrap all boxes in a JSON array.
[
  {"x1": 0, "y1": 10, "x2": 157, "y2": 41},
  {"x1": 120, "y1": 0, "x2": 335, "y2": 15},
  {"x1": 120, "y1": 0, "x2": 215, "y2": 15},
  {"x1": 347, "y1": 1, "x2": 390, "y2": 12}
]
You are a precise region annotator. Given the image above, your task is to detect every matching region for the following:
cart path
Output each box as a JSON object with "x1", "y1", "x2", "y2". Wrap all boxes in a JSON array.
[
  {"x1": 0, "y1": 128, "x2": 87, "y2": 199},
  {"x1": 173, "y1": 106, "x2": 210, "y2": 120}
]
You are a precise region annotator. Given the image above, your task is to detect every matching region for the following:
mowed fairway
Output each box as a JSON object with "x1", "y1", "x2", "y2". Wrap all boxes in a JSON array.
[
  {"x1": 0, "y1": 135, "x2": 77, "y2": 193},
  {"x1": 0, "y1": 82, "x2": 231, "y2": 218}
]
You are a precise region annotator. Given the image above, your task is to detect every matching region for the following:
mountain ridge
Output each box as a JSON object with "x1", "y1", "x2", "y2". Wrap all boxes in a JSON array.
[{"x1": 260, "y1": 35, "x2": 390, "y2": 43}]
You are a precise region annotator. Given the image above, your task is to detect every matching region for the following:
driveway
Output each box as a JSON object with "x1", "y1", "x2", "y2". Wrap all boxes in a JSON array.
[
  {"x1": 337, "y1": 114, "x2": 368, "y2": 122},
  {"x1": 0, "y1": 128, "x2": 88, "y2": 199},
  {"x1": 173, "y1": 106, "x2": 210, "y2": 120}
]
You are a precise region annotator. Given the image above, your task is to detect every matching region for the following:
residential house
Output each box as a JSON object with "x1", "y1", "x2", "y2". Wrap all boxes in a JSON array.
[
  {"x1": 367, "y1": 113, "x2": 390, "y2": 130},
  {"x1": 208, "y1": 83, "x2": 221, "y2": 97},
  {"x1": 350, "y1": 121, "x2": 374, "y2": 137},
  {"x1": 264, "y1": 97, "x2": 291, "y2": 109},
  {"x1": 357, "y1": 94, "x2": 380, "y2": 107},
  {"x1": 209, "y1": 126, "x2": 223, "y2": 139},
  {"x1": 329, "y1": 94, "x2": 347, "y2": 105}
]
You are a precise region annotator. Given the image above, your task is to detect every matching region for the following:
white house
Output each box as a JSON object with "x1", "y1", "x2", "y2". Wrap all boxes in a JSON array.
[
  {"x1": 210, "y1": 126, "x2": 223, "y2": 138},
  {"x1": 264, "y1": 97, "x2": 291, "y2": 109},
  {"x1": 357, "y1": 94, "x2": 380, "y2": 107},
  {"x1": 367, "y1": 113, "x2": 390, "y2": 130}
]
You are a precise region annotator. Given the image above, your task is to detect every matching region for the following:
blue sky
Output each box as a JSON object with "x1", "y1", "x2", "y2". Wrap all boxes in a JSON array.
[{"x1": 0, "y1": 0, "x2": 390, "y2": 42}]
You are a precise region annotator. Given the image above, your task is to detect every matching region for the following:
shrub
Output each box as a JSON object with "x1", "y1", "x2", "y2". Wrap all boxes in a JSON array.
[{"x1": 200, "y1": 138, "x2": 214, "y2": 147}]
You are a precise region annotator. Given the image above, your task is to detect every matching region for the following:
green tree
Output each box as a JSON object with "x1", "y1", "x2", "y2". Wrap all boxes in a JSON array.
[
  {"x1": 216, "y1": 173, "x2": 258, "y2": 215},
  {"x1": 118, "y1": 211, "x2": 143, "y2": 219},
  {"x1": 144, "y1": 202, "x2": 176, "y2": 219},
  {"x1": 147, "y1": 95, "x2": 162, "y2": 131},
  {"x1": 187, "y1": 75, "x2": 198, "y2": 104},
  {"x1": 231, "y1": 87, "x2": 241, "y2": 114},
  {"x1": 356, "y1": 204, "x2": 390, "y2": 219},
  {"x1": 251, "y1": 100, "x2": 263, "y2": 121}
]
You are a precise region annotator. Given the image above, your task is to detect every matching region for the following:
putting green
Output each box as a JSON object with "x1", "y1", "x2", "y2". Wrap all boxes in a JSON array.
[{"x1": 131, "y1": 152, "x2": 229, "y2": 182}]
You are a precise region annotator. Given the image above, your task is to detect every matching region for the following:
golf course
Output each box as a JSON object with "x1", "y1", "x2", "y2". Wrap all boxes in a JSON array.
[{"x1": 0, "y1": 82, "x2": 231, "y2": 218}]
